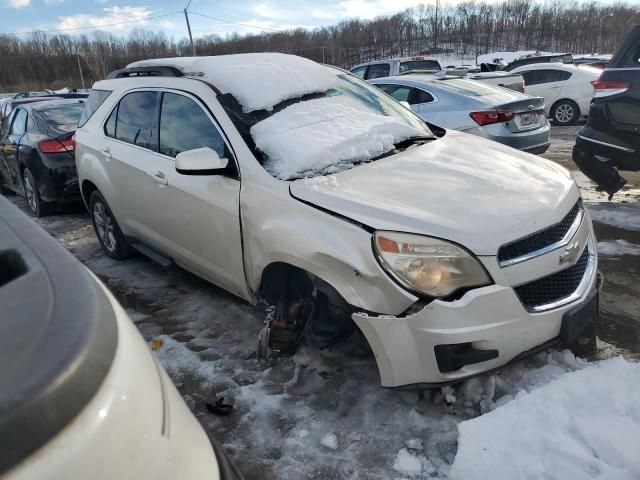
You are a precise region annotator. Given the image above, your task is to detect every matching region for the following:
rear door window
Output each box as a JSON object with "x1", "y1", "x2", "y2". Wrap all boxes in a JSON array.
[
  {"x1": 377, "y1": 84, "x2": 412, "y2": 102},
  {"x1": 111, "y1": 91, "x2": 158, "y2": 150},
  {"x1": 158, "y1": 92, "x2": 228, "y2": 159},
  {"x1": 10, "y1": 109, "x2": 27, "y2": 136},
  {"x1": 366, "y1": 63, "x2": 390, "y2": 79},
  {"x1": 399, "y1": 60, "x2": 441, "y2": 72},
  {"x1": 524, "y1": 69, "x2": 571, "y2": 85},
  {"x1": 350, "y1": 66, "x2": 367, "y2": 79},
  {"x1": 79, "y1": 89, "x2": 111, "y2": 127}
]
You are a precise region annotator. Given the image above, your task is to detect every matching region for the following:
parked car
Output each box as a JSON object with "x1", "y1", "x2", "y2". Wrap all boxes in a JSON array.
[
  {"x1": 573, "y1": 25, "x2": 640, "y2": 198},
  {"x1": 350, "y1": 56, "x2": 443, "y2": 79},
  {"x1": 0, "y1": 195, "x2": 243, "y2": 480},
  {"x1": 76, "y1": 54, "x2": 599, "y2": 388},
  {"x1": 369, "y1": 74, "x2": 550, "y2": 154},
  {"x1": 573, "y1": 54, "x2": 612, "y2": 70},
  {"x1": 0, "y1": 99, "x2": 85, "y2": 216},
  {"x1": 503, "y1": 53, "x2": 574, "y2": 71},
  {"x1": 351, "y1": 57, "x2": 525, "y2": 92},
  {"x1": 508, "y1": 63, "x2": 601, "y2": 125}
]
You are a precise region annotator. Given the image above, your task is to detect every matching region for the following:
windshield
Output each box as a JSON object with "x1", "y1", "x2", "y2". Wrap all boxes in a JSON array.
[
  {"x1": 220, "y1": 73, "x2": 433, "y2": 180},
  {"x1": 35, "y1": 103, "x2": 84, "y2": 127}
]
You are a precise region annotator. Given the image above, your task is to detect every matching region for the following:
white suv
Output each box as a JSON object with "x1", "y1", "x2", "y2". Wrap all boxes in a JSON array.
[{"x1": 76, "y1": 53, "x2": 599, "y2": 388}]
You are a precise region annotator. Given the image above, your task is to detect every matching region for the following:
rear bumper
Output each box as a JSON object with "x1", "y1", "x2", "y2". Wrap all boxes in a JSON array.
[
  {"x1": 30, "y1": 155, "x2": 80, "y2": 203},
  {"x1": 574, "y1": 129, "x2": 638, "y2": 170},
  {"x1": 353, "y1": 239, "x2": 598, "y2": 388},
  {"x1": 466, "y1": 121, "x2": 551, "y2": 153}
]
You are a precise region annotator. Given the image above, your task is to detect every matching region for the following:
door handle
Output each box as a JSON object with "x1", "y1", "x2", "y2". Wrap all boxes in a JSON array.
[
  {"x1": 148, "y1": 170, "x2": 168, "y2": 186},
  {"x1": 102, "y1": 147, "x2": 112, "y2": 160}
]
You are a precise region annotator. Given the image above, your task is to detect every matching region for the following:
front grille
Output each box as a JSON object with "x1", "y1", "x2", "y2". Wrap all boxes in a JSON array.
[
  {"x1": 498, "y1": 201, "x2": 582, "y2": 264},
  {"x1": 514, "y1": 247, "x2": 589, "y2": 310}
]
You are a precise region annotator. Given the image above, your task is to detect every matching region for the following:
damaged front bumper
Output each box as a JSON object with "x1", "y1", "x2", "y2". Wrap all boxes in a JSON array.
[{"x1": 353, "y1": 260, "x2": 599, "y2": 388}]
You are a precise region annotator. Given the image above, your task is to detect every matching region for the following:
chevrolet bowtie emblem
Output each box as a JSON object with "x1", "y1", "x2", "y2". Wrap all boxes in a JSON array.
[{"x1": 559, "y1": 241, "x2": 581, "y2": 265}]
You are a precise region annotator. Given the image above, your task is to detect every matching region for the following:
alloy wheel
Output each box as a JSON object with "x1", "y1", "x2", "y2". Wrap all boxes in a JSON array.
[
  {"x1": 555, "y1": 103, "x2": 574, "y2": 124},
  {"x1": 22, "y1": 171, "x2": 37, "y2": 213},
  {"x1": 93, "y1": 201, "x2": 117, "y2": 253}
]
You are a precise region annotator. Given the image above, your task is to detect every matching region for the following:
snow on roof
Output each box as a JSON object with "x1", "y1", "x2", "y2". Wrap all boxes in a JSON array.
[
  {"x1": 127, "y1": 53, "x2": 340, "y2": 113},
  {"x1": 250, "y1": 95, "x2": 424, "y2": 180},
  {"x1": 450, "y1": 357, "x2": 640, "y2": 480}
]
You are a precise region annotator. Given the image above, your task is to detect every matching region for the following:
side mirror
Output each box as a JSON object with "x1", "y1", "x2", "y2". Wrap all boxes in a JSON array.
[
  {"x1": 175, "y1": 147, "x2": 229, "y2": 175},
  {"x1": 399, "y1": 101, "x2": 412, "y2": 110}
]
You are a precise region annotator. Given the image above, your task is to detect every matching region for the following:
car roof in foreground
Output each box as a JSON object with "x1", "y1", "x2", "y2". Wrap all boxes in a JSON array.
[{"x1": 0, "y1": 196, "x2": 117, "y2": 475}]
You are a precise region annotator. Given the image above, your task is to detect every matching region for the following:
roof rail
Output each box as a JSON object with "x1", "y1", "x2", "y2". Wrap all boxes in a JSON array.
[{"x1": 105, "y1": 66, "x2": 184, "y2": 80}]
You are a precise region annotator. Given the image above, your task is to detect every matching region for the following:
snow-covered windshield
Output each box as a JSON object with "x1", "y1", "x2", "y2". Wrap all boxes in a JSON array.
[{"x1": 220, "y1": 73, "x2": 433, "y2": 180}]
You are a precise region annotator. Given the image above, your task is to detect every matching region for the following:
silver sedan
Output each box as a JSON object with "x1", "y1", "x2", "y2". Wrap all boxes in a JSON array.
[{"x1": 369, "y1": 74, "x2": 550, "y2": 154}]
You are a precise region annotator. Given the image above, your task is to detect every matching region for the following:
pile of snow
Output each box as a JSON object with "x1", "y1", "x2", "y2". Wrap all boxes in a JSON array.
[
  {"x1": 251, "y1": 95, "x2": 424, "y2": 179},
  {"x1": 450, "y1": 357, "x2": 640, "y2": 480},
  {"x1": 598, "y1": 239, "x2": 640, "y2": 256},
  {"x1": 588, "y1": 204, "x2": 640, "y2": 231},
  {"x1": 393, "y1": 448, "x2": 435, "y2": 477},
  {"x1": 128, "y1": 53, "x2": 340, "y2": 112}
]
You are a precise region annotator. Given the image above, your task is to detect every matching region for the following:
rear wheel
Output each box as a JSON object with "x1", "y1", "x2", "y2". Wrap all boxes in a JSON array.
[
  {"x1": 551, "y1": 100, "x2": 580, "y2": 126},
  {"x1": 89, "y1": 190, "x2": 133, "y2": 259},
  {"x1": 22, "y1": 168, "x2": 56, "y2": 217}
]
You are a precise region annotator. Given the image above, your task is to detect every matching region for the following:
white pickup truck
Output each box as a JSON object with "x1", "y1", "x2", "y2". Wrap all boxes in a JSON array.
[{"x1": 350, "y1": 56, "x2": 525, "y2": 92}]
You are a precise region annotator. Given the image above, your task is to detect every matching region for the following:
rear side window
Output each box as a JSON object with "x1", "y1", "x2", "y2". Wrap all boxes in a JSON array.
[
  {"x1": 366, "y1": 63, "x2": 390, "y2": 79},
  {"x1": 78, "y1": 89, "x2": 111, "y2": 127},
  {"x1": 414, "y1": 89, "x2": 434, "y2": 104},
  {"x1": 399, "y1": 60, "x2": 441, "y2": 72},
  {"x1": 109, "y1": 91, "x2": 158, "y2": 150},
  {"x1": 159, "y1": 93, "x2": 228, "y2": 158}
]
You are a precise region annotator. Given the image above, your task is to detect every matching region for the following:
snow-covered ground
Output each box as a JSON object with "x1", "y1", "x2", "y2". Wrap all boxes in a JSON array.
[{"x1": 451, "y1": 357, "x2": 640, "y2": 480}]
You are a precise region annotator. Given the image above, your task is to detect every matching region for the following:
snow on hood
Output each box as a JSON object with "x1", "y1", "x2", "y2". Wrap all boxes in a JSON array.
[
  {"x1": 128, "y1": 53, "x2": 340, "y2": 113},
  {"x1": 290, "y1": 130, "x2": 579, "y2": 255},
  {"x1": 251, "y1": 95, "x2": 425, "y2": 180}
]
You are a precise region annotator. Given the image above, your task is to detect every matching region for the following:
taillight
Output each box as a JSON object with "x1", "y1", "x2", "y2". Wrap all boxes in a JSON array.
[
  {"x1": 469, "y1": 111, "x2": 515, "y2": 126},
  {"x1": 591, "y1": 80, "x2": 630, "y2": 98},
  {"x1": 39, "y1": 138, "x2": 75, "y2": 154}
]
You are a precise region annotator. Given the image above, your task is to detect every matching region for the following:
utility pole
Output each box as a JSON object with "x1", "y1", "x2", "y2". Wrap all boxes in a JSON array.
[
  {"x1": 433, "y1": 0, "x2": 439, "y2": 51},
  {"x1": 184, "y1": 0, "x2": 196, "y2": 57},
  {"x1": 76, "y1": 53, "x2": 85, "y2": 90}
]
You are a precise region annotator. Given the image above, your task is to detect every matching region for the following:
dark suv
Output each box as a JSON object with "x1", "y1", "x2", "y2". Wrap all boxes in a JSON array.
[{"x1": 573, "y1": 25, "x2": 640, "y2": 198}]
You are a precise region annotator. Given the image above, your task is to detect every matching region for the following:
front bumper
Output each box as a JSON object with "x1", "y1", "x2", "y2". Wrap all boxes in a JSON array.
[{"x1": 353, "y1": 232, "x2": 599, "y2": 388}]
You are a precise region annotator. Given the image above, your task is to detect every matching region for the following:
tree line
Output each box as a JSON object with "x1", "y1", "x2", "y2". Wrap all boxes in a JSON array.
[{"x1": 1, "y1": 0, "x2": 638, "y2": 92}]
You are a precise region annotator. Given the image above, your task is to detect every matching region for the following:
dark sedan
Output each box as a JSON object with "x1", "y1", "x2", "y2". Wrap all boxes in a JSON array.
[{"x1": 0, "y1": 99, "x2": 84, "y2": 216}]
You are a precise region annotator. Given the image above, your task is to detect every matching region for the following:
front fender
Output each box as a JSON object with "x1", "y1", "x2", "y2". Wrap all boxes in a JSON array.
[{"x1": 242, "y1": 185, "x2": 417, "y2": 315}]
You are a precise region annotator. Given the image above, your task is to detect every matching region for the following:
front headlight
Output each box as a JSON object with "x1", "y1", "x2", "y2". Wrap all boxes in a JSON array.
[{"x1": 374, "y1": 231, "x2": 492, "y2": 298}]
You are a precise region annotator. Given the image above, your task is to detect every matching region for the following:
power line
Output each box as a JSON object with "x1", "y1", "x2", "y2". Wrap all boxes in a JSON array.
[
  {"x1": 0, "y1": 10, "x2": 183, "y2": 37},
  {"x1": 188, "y1": 11, "x2": 281, "y2": 33}
]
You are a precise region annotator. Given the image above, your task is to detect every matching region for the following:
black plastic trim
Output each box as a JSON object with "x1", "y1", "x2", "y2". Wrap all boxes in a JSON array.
[
  {"x1": 106, "y1": 66, "x2": 185, "y2": 79},
  {"x1": 0, "y1": 196, "x2": 118, "y2": 474}
]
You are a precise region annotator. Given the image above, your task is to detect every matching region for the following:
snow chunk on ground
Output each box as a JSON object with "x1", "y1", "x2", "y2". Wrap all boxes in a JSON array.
[
  {"x1": 320, "y1": 432, "x2": 338, "y2": 450},
  {"x1": 598, "y1": 239, "x2": 640, "y2": 256},
  {"x1": 128, "y1": 53, "x2": 339, "y2": 112},
  {"x1": 251, "y1": 95, "x2": 424, "y2": 180},
  {"x1": 450, "y1": 357, "x2": 640, "y2": 480},
  {"x1": 393, "y1": 448, "x2": 435, "y2": 477},
  {"x1": 588, "y1": 204, "x2": 640, "y2": 231}
]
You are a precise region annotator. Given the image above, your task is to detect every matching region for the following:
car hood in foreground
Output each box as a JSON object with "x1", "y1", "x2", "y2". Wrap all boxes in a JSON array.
[{"x1": 290, "y1": 130, "x2": 579, "y2": 255}]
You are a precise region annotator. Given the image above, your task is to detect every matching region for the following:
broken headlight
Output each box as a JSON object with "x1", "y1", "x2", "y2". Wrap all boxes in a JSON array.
[{"x1": 373, "y1": 231, "x2": 492, "y2": 298}]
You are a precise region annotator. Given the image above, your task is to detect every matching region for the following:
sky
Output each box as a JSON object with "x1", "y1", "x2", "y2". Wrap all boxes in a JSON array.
[{"x1": 0, "y1": 0, "x2": 473, "y2": 39}]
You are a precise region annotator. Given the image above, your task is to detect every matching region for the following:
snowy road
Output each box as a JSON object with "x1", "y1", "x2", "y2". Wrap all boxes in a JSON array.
[{"x1": 6, "y1": 126, "x2": 640, "y2": 479}]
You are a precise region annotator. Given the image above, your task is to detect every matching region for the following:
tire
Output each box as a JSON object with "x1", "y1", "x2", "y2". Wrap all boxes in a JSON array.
[
  {"x1": 22, "y1": 167, "x2": 56, "y2": 217},
  {"x1": 551, "y1": 99, "x2": 580, "y2": 126},
  {"x1": 89, "y1": 190, "x2": 134, "y2": 259}
]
